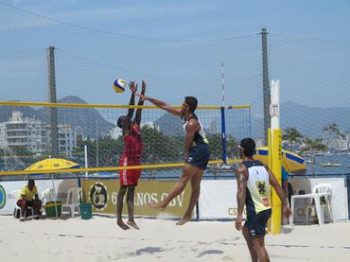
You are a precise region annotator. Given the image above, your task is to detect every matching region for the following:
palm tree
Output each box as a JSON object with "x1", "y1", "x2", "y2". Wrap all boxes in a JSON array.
[
  {"x1": 323, "y1": 123, "x2": 345, "y2": 151},
  {"x1": 301, "y1": 137, "x2": 326, "y2": 175},
  {"x1": 283, "y1": 127, "x2": 302, "y2": 151}
]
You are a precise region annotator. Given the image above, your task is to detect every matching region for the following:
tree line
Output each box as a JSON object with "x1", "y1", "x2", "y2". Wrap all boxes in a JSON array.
[{"x1": 282, "y1": 122, "x2": 346, "y2": 155}]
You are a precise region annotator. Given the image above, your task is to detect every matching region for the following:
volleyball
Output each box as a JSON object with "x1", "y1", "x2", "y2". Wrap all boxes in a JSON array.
[{"x1": 112, "y1": 79, "x2": 127, "y2": 93}]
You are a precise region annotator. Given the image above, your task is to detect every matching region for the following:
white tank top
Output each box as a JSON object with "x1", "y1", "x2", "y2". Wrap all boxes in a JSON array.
[{"x1": 243, "y1": 160, "x2": 272, "y2": 214}]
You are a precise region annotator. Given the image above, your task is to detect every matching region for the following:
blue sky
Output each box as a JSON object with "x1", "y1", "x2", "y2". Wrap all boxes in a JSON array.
[{"x1": 0, "y1": 0, "x2": 349, "y2": 115}]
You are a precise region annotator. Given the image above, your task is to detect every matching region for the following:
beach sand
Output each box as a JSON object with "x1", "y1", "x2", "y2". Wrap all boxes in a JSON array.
[{"x1": 1, "y1": 215, "x2": 350, "y2": 262}]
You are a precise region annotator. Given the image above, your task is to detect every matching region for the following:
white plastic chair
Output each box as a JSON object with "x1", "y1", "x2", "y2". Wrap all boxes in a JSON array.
[
  {"x1": 41, "y1": 188, "x2": 55, "y2": 214},
  {"x1": 61, "y1": 187, "x2": 82, "y2": 217},
  {"x1": 12, "y1": 190, "x2": 34, "y2": 220},
  {"x1": 305, "y1": 184, "x2": 333, "y2": 224},
  {"x1": 290, "y1": 183, "x2": 333, "y2": 226}
]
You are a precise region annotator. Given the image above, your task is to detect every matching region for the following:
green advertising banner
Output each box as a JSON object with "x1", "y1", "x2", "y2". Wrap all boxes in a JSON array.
[
  {"x1": 82, "y1": 180, "x2": 192, "y2": 217},
  {"x1": 0, "y1": 185, "x2": 6, "y2": 209}
]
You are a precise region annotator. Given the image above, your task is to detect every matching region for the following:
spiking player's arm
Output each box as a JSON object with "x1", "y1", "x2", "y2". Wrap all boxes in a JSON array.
[{"x1": 136, "y1": 94, "x2": 182, "y2": 117}]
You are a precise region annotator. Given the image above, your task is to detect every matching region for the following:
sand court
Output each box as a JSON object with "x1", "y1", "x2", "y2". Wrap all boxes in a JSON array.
[{"x1": 1, "y1": 215, "x2": 350, "y2": 261}]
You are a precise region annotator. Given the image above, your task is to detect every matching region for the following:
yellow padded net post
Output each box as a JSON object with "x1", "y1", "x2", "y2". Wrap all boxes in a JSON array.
[{"x1": 268, "y1": 128, "x2": 282, "y2": 235}]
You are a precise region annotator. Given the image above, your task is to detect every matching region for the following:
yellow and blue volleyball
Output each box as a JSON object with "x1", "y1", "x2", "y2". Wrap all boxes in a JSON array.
[{"x1": 112, "y1": 79, "x2": 127, "y2": 93}]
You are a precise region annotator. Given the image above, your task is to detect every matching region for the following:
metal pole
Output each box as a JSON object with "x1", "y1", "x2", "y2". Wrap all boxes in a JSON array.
[
  {"x1": 261, "y1": 28, "x2": 271, "y2": 145},
  {"x1": 95, "y1": 121, "x2": 99, "y2": 167},
  {"x1": 47, "y1": 46, "x2": 59, "y2": 157},
  {"x1": 84, "y1": 144, "x2": 88, "y2": 178}
]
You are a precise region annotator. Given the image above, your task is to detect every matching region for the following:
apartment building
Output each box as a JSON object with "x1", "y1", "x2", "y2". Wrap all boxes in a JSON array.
[{"x1": 0, "y1": 111, "x2": 78, "y2": 156}]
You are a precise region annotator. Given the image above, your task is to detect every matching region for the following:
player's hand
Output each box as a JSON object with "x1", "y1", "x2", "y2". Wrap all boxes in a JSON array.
[
  {"x1": 141, "y1": 80, "x2": 146, "y2": 94},
  {"x1": 129, "y1": 81, "x2": 137, "y2": 93},
  {"x1": 235, "y1": 215, "x2": 243, "y2": 231},
  {"x1": 135, "y1": 93, "x2": 147, "y2": 101},
  {"x1": 283, "y1": 206, "x2": 292, "y2": 218}
]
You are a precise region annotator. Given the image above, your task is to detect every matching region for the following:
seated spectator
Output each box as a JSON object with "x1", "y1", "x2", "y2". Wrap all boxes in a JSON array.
[{"x1": 17, "y1": 179, "x2": 42, "y2": 221}]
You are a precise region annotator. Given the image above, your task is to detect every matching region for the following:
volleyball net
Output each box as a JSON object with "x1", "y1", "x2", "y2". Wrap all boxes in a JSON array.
[{"x1": 0, "y1": 101, "x2": 251, "y2": 180}]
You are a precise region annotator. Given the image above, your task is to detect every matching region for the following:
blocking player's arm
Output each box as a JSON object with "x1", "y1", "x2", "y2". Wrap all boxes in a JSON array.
[
  {"x1": 183, "y1": 119, "x2": 198, "y2": 159},
  {"x1": 126, "y1": 81, "x2": 136, "y2": 120},
  {"x1": 134, "y1": 80, "x2": 146, "y2": 125}
]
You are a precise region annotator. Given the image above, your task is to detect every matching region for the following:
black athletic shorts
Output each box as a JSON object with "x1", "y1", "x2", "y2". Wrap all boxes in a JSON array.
[
  {"x1": 245, "y1": 208, "x2": 272, "y2": 237},
  {"x1": 186, "y1": 144, "x2": 211, "y2": 170}
]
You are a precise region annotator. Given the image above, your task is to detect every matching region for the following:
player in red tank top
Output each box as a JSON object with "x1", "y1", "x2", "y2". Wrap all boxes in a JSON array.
[{"x1": 116, "y1": 81, "x2": 146, "y2": 230}]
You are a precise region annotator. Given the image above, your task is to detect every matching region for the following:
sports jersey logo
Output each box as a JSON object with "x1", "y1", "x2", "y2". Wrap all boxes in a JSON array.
[
  {"x1": 256, "y1": 181, "x2": 270, "y2": 207},
  {"x1": 256, "y1": 181, "x2": 266, "y2": 196}
]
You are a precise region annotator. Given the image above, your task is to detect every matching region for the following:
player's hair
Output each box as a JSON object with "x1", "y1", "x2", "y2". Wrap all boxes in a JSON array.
[
  {"x1": 239, "y1": 138, "x2": 256, "y2": 157},
  {"x1": 117, "y1": 116, "x2": 126, "y2": 129},
  {"x1": 184, "y1": 96, "x2": 198, "y2": 112}
]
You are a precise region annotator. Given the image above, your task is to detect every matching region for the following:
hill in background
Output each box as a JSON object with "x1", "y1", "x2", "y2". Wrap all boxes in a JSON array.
[
  {"x1": 251, "y1": 101, "x2": 350, "y2": 138},
  {"x1": 0, "y1": 96, "x2": 114, "y2": 138}
]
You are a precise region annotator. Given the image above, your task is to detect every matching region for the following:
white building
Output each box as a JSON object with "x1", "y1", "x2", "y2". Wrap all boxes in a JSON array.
[
  {"x1": 47, "y1": 124, "x2": 78, "y2": 157},
  {"x1": 0, "y1": 111, "x2": 78, "y2": 156},
  {"x1": 328, "y1": 137, "x2": 348, "y2": 151},
  {"x1": 0, "y1": 111, "x2": 47, "y2": 153}
]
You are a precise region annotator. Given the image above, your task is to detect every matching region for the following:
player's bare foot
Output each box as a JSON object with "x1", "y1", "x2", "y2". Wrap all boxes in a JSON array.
[
  {"x1": 148, "y1": 200, "x2": 165, "y2": 210},
  {"x1": 176, "y1": 217, "x2": 191, "y2": 225},
  {"x1": 117, "y1": 220, "x2": 130, "y2": 230},
  {"x1": 127, "y1": 220, "x2": 140, "y2": 230}
]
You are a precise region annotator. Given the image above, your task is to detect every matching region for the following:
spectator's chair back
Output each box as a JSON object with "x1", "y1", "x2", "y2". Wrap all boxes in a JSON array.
[
  {"x1": 41, "y1": 188, "x2": 55, "y2": 206},
  {"x1": 12, "y1": 190, "x2": 34, "y2": 219}
]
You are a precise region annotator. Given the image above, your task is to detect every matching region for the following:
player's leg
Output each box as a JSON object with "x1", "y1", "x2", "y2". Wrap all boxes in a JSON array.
[
  {"x1": 242, "y1": 225, "x2": 258, "y2": 262},
  {"x1": 251, "y1": 209, "x2": 271, "y2": 262},
  {"x1": 126, "y1": 186, "x2": 139, "y2": 230},
  {"x1": 176, "y1": 167, "x2": 203, "y2": 225},
  {"x1": 251, "y1": 236, "x2": 269, "y2": 262},
  {"x1": 149, "y1": 164, "x2": 196, "y2": 209},
  {"x1": 116, "y1": 185, "x2": 129, "y2": 230}
]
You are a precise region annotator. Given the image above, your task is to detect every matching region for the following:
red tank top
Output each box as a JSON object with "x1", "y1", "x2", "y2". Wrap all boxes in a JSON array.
[{"x1": 122, "y1": 124, "x2": 143, "y2": 159}]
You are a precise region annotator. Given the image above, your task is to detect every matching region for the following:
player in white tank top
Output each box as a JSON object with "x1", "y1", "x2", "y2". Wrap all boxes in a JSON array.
[{"x1": 234, "y1": 138, "x2": 291, "y2": 262}]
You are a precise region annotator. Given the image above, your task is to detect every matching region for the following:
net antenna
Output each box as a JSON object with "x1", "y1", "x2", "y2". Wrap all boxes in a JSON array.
[
  {"x1": 220, "y1": 60, "x2": 227, "y2": 164},
  {"x1": 221, "y1": 61, "x2": 225, "y2": 107}
]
